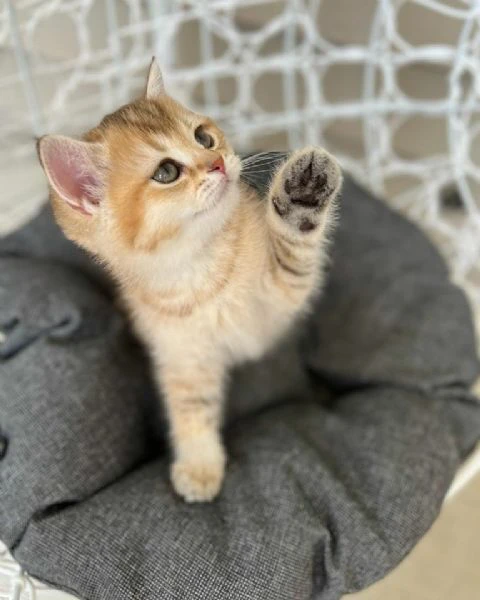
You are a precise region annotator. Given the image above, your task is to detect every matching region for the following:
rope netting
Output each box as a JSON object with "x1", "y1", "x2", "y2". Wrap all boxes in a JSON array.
[
  {"x1": 1, "y1": 1, "x2": 480, "y2": 301},
  {"x1": 1, "y1": 2, "x2": 480, "y2": 597}
]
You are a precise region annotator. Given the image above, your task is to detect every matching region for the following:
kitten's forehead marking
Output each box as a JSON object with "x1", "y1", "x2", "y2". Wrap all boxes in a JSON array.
[
  {"x1": 98, "y1": 96, "x2": 223, "y2": 174},
  {"x1": 147, "y1": 120, "x2": 211, "y2": 168}
]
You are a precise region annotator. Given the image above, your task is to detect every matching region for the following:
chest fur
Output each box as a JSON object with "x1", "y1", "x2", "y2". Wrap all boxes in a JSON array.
[{"x1": 129, "y1": 274, "x2": 296, "y2": 366}]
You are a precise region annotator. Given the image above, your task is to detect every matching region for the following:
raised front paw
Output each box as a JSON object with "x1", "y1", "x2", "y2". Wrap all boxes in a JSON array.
[{"x1": 271, "y1": 147, "x2": 342, "y2": 232}]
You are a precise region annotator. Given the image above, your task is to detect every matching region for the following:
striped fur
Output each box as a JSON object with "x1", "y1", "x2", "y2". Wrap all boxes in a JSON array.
[{"x1": 37, "y1": 60, "x2": 342, "y2": 502}]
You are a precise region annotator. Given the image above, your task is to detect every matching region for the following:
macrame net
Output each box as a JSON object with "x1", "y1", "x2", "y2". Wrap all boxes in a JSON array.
[{"x1": 1, "y1": 0, "x2": 480, "y2": 597}]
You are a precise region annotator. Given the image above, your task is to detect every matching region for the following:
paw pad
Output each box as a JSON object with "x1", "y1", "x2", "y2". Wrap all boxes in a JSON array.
[{"x1": 271, "y1": 148, "x2": 342, "y2": 232}]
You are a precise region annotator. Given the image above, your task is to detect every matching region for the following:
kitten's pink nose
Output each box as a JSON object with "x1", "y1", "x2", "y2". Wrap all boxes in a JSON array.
[{"x1": 208, "y1": 157, "x2": 225, "y2": 174}]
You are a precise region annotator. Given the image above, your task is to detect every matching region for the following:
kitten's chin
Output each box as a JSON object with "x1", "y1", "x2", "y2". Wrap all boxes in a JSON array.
[
  {"x1": 192, "y1": 186, "x2": 238, "y2": 241},
  {"x1": 196, "y1": 177, "x2": 237, "y2": 218},
  {"x1": 191, "y1": 154, "x2": 241, "y2": 222}
]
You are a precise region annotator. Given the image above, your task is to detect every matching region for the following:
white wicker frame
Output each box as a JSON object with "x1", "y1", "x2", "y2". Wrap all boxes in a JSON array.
[
  {"x1": 1, "y1": 1, "x2": 480, "y2": 598},
  {"x1": 1, "y1": 1, "x2": 480, "y2": 299}
]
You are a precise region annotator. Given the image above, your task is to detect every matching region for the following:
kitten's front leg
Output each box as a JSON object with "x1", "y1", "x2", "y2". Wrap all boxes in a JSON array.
[
  {"x1": 266, "y1": 147, "x2": 342, "y2": 293},
  {"x1": 158, "y1": 359, "x2": 226, "y2": 502}
]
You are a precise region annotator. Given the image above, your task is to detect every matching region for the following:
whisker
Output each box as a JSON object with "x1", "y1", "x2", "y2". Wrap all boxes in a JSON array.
[
  {"x1": 241, "y1": 174, "x2": 274, "y2": 187},
  {"x1": 242, "y1": 155, "x2": 277, "y2": 166},
  {"x1": 241, "y1": 167, "x2": 274, "y2": 174},
  {"x1": 241, "y1": 153, "x2": 273, "y2": 162},
  {"x1": 241, "y1": 163, "x2": 278, "y2": 173},
  {"x1": 242, "y1": 151, "x2": 286, "y2": 162}
]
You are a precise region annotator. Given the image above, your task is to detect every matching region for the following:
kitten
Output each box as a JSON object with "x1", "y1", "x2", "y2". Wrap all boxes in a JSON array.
[{"x1": 37, "y1": 59, "x2": 342, "y2": 502}]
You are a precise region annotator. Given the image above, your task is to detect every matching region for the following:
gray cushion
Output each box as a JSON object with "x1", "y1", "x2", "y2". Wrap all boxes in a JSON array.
[{"x1": 1, "y1": 154, "x2": 480, "y2": 600}]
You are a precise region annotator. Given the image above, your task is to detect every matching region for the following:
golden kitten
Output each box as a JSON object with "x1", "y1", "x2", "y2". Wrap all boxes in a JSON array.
[{"x1": 37, "y1": 59, "x2": 342, "y2": 502}]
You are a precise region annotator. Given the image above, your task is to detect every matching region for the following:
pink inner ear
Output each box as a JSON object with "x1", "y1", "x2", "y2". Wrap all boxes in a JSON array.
[{"x1": 43, "y1": 138, "x2": 102, "y2": 215}]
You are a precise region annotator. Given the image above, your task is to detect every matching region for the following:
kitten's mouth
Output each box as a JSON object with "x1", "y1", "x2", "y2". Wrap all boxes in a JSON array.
[
  {"x1": 195, "y1": 176, "x2": 231, "y2": 217},
  {"x1": 211, "y1": 168, "x2": 230, "y2": 183}
]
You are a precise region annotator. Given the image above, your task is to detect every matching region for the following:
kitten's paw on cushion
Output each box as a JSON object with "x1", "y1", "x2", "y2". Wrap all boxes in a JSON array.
[
  {"x1": 272, "y1": 147, "x2": 342, "y2": 232},
  {"x1": 171, "y1": 452, "x2": 226, "y2": 503}
]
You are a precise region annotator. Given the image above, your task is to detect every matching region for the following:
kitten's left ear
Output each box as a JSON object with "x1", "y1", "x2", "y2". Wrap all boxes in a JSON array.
[{"x1": 145, "y1": 57, "x2": 165, "y2": 99}]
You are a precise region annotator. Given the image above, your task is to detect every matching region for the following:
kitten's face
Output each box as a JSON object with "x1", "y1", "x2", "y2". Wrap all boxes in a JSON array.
[
  {"x1": 37, "y1": 60, "x2": 242, "y2": 258},
  {"x1": 92, "y1": 95, "x2": 241, "y2": 252}
]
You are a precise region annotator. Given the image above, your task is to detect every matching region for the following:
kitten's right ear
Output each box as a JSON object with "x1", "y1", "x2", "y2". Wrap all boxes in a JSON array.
[
  {"x1": 37, "y1": 135, "x2": 104, "y2": 216},
  {"x1": 145, "y1": 57, "x2": 165, "y2": 99}
]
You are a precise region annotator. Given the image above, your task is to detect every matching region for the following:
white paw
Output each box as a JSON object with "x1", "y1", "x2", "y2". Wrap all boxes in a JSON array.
[{"x1": 171, "y1": 451, "x2": 226, "y2": 503}]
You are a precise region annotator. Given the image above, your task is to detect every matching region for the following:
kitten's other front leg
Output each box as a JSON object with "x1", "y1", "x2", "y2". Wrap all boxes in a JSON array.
[
  {"x1": 266, "y1": 147, "x2": 342, "y2": 294},
  {"x1": 157, "y1": 359, "x2": 226, "y2": 503}
]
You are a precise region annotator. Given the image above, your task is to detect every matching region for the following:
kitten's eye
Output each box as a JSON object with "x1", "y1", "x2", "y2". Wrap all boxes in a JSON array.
[
  {"x1": 194, "y1": 126, "x2": 214, "y2": 149},
  {"x1": 152, "y1": 160, "x2": 180, "y2": 184}
]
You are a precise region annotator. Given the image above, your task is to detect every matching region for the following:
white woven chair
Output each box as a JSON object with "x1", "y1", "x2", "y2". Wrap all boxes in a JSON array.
[{"x1": 1, "y1": 1, "x2": 479, "y2": 598}]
